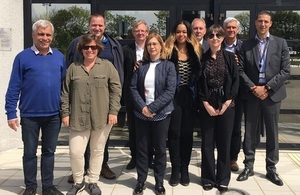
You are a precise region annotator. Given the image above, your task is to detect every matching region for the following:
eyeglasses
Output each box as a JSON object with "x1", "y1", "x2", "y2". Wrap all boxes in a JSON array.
[
  {"x1": 82, "y1": 45, "x2": 98, "y2": 50},
  {"x1": 207, "y1": 33, "x2": 222, "y2": 39},
  {"x1": 146, "y1": 42, "x2": 160, "y2": 47}
]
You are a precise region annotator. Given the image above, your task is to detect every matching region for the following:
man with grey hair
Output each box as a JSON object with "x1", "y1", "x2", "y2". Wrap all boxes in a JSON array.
[
  {"x1": 5, "y1": 20, "x2": 65, "y2": 195},
  {"x1": 222, "y1": 17, "x2": 244, "y2": 172},
  {"x1": 191, "y1": 18, "x2": 209, "y2": 52}
]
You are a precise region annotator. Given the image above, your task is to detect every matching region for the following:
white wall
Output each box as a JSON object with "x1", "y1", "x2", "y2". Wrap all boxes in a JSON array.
[{"x1": 0, "y1": 0, "x2": 24, "y2": 152}]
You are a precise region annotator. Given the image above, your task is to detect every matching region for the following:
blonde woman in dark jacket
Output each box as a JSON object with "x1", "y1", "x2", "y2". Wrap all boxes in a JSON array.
[{"x1": 130, "y1": 32, "x2": 176, "y2": 195}]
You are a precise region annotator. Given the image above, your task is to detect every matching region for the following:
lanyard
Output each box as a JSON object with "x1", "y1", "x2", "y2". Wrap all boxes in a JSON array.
[{"x1": 257, "y1": 40, "x2": 268, "y2": 66}]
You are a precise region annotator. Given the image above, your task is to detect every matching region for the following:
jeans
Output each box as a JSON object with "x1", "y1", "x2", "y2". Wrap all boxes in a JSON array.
[{"x1": 21, "y1": 115, "x2": 61, "y2": 189}]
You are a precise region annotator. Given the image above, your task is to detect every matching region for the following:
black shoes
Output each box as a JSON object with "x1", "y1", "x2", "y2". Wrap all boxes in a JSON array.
[
  {"x1": 202, "y1": 183, "x2": 213, "y2": 191},
  {"x1": 180, "y1": 166, "x2": 190, "y2": 186},
  {"x1": 169, "y1": 168, "x2": 180, "y2": 187},
  {"x1": 218, "y1": 185, "x2": 228, "y2": 193},
  {"x1": 42, "y1": 185, "x2": 63, "y2": 195},
  {"x1": 266, "y1": 172, "x2": 284, "y2": 186},
  {"x1": 237, "y1": 168, "x2": 254, "y2": 181},
  {"x1": 126, "y1": 159, "x2": 136, "y2": 170},
  {"x1": 23, "y1": 187, "x2": 36, "y2": 195},
  {"x1": 155, "y1": 183, "x2": 165, "y2": 195},
  {"x1": 133, "y1": 182, "x2": 146, "y2": 195},
  {"x1": 101, "y1": 163, "x2": 116, "y2": 179}
]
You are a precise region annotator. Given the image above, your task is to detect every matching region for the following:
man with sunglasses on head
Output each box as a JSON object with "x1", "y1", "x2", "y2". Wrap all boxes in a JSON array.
[{"x1": 66, "y1": 13, "x2": 124, "y2": 182}]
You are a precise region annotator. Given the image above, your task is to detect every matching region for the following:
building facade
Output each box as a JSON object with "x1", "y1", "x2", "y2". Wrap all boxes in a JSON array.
[{"x1": 0, "y1": 0, "x2": 299, "y2": 152}]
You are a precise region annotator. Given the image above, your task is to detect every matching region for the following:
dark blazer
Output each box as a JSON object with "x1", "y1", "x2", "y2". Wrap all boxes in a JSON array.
[
  {"x1": 221, "y1": 39, "x2": 243, "y2": 53},
  {"x1": 122, "y1": 42, "x2": 137, "y2": 107},
  {"x1": 238, "y1": 34, "x2": 291, "y2": 102},
  {"x1": 202, "y1": 39, "x2": 210, "y2": 53},
  {"x1": 130, "y1": 60, "x2": 177, "y2": 115}
]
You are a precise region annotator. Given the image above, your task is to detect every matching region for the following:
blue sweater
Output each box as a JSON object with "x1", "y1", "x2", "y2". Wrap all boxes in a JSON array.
[{"x1": 5, "y1": 47, "x2": 66, "y2": 120}]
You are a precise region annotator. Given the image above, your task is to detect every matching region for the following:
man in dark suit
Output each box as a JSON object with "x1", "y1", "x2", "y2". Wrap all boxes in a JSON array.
[
  {"x1": 237, "y1": 11, "x2": 290, "y2": 186},
  {"x1": 191, "y1": 18, "x2": 209, "y2": 53},
  {"x1": 123, "y1": 20, "x2": 154, "y2": 170}
]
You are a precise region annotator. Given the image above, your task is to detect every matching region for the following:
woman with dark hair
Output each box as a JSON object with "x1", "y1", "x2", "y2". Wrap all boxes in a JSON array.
[
  {"x1": 130, "y1": 32, "x2": 176, "y2": 195},
  {"x1": 165, "y1": 20, "x2": 202, "y2": 186},
  {"x1": 197, "y1": 24, "x2": 239, "y2": 192},
  {"x1": 61, "y1": 33, "x2": 122, "y2": 195}
]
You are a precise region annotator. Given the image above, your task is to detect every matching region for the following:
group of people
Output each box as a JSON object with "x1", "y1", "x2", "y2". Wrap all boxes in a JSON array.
[{"x1": 5, "y1": 10, "x2": 290, "y2": 195}]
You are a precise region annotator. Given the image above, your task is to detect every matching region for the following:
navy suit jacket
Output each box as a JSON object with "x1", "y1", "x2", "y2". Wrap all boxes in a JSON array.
[{"x1": 238, "y1": 34, "x2": 291, "y2": 102}]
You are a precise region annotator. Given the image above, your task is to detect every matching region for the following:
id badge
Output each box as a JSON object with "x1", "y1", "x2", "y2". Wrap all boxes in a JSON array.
[{"x1": 259, "y1": 72, "x2": 265, "y2": 79}]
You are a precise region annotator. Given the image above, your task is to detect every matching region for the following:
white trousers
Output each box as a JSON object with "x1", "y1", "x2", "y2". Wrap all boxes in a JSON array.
[{"x1": 69, "y1": 124, "x2": 112, "y2": 183}]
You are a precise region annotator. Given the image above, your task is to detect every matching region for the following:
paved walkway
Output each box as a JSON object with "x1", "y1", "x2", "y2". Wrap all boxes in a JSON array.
[{"x1": 0, "y1": 146, "x2": 300, "y2": 195}]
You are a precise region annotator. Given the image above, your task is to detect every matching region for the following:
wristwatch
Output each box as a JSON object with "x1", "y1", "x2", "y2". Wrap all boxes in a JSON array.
[{"x1": 265, "y1": 84, "x2": 271, "y2": 91}]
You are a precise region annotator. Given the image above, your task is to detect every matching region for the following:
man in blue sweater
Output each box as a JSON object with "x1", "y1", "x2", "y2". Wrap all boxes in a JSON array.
[
  {"x1": 65, "y1": 13, "x2": 124, "y2": 182},
  {"x1": 5, "y1": 20, "x2": 66, "y2": 195}
]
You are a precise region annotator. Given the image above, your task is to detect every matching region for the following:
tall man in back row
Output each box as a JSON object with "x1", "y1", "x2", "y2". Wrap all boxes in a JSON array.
[
  {"x1": 66, "y1": 13, "x2": 124, "y2": 182},
  {"x1": 237, "y1": 11, "x2": 290, "y2": 186}
]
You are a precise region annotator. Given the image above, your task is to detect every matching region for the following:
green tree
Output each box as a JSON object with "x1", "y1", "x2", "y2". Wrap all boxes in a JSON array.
[
  {"x1": 271, "y1": 11, "x2": 300, "y2": 40},
  {"x1": 150, "y1": 11, "x2": 169, "y2": 39},
  {"x1": 234, "y1": 12, "x2": 250, "y2": 40},
  {"x1": 105, "y1": 11, "x2": 136, "y2": 38},
  {"x1": 48, "y1": 6, "x2": 90, "y2": 54}
]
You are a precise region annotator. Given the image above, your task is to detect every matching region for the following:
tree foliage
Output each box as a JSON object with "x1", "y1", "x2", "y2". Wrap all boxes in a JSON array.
[
  {"x1": 150, "y1": 11, "x2": 169, "y2": 39},
  {"x1": 271, "y1": 11, "x2": 300, "y2": 40},
  {"x1": 48, "y1": 6, "x2": 90, "y2": 54},
  {"x1": 234, "y1": 12, "x2": 250, "y2": 40},
  {"x1": 105, "y1": 11, "x2": 136, "y2": 38}
]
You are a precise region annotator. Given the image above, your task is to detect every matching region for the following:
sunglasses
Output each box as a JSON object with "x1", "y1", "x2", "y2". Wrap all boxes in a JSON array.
[
  {"x1": 207, "y1": 33, "x2": 222, "y2": 39},
  {"x1": 82, "y1": 45, "x2": 98, "y2": 50}
]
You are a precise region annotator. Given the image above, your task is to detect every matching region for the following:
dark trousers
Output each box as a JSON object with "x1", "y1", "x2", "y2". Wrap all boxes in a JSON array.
[
  {"x1": 230, "y1": 96, "x2": 243, "y2": 161},
  {"x1": 127, "y1": 107, "x2": 136, "y2": 160},
  {"x1": 135, "y1": 116, "x2": 170, "y2": 184},
  {"x1": 200, "y1": 107, "x2": 235, "y2": 187},
  {"x1": 21, "y1": 115, "x2": 61, "y2": 189},
  {"x1": 243, "y1": 97, "x2": 280, "y2": 173},
  {"x1": 168, "y1": 87, "x2": 195, "y2": 170},
  {"x1": 127, "y1": 106, "x2": 154, "y2": 164}
]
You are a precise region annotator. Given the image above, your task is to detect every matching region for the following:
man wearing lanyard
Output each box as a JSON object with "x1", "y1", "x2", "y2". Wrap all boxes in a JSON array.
[{"x1": 237, "y1": 11, "x2": 290, "y2": 186}]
